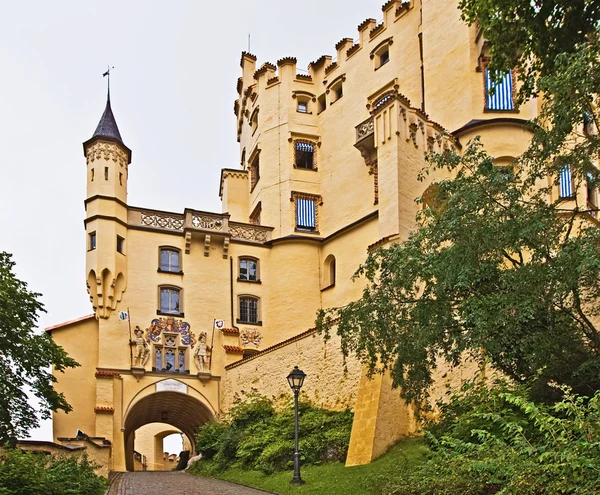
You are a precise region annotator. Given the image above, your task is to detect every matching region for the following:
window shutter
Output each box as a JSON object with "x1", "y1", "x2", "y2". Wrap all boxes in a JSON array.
[
  {"x1": 296, "y1": 198, "x2": 316, "y2": 229},
  {"x1": 559, "y1": 165, "x2": 573, "y2": 198},
  {"x1": 486, "y1": 69, "x2": 514, "y2": 111}
]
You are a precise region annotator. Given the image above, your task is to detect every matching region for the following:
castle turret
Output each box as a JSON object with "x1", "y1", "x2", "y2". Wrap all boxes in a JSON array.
[{"x1": 83, "y1": 95, "x2": 131, "y2": 319}]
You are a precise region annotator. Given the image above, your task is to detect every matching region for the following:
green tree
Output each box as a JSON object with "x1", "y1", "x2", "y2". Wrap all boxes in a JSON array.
[
  {"x1": 0, "y1": 252, "x2": 78, "y2": 444},
  {"x1": 316, "y1": 1, "x2": 600, "y2": 404}
]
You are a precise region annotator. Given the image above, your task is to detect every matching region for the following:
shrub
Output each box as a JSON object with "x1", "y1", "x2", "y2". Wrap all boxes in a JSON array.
[
  {"x1": 384, "y1": 379, "x2": 600, "y2": 494},
  {"x1": 193, "y1": 393, "x2": 353, "y2": 474},
  {"x1": 0, "y1": 449, "x2": 107, "y2": 495}
]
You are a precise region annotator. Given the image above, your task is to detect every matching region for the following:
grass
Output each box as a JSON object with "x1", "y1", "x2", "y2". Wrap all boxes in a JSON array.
[{"x1": 190, "y1": 436, "x2": 428, "y2": 495}]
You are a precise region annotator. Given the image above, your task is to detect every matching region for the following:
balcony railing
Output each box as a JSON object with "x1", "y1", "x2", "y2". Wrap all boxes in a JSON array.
[
  {"x1": 128, "y1": 207, "x2": 272, "y2": 243},
  {"x1": 356, "y1": 116, "x2": 374, "y2": 144}
]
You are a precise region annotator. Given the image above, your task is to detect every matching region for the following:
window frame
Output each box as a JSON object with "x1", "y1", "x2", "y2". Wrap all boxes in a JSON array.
[
  {"x1": 291, "y1": 191, "x2": 322, "y2": 233},
  {"x1": 484, "y1": 68, "x2": 516, "y2": 112},
  {"x1": 237, "y1": 295, "x2": 261, "y2": 325},
  {"x1": 238, "y1": 257, "x2": 260, "y2": 283},
  {"x1": 558, "y1": 165, "x2": 574, "y2": 199},
  {"x1": 294, "y1": 140, "x2": 317, "y2": 170},
  {"x1": 89, "y1": 232, "x2": 97, "y2": 251},
  {"x1": 116, "y1": 235, "x2": 125, "y2": 255},
  {"x1": 158, "y1": 247, "x2": 182, "y2": 274},
  {"x1": 152, "y1": 331, "x2": 190, "y2": 374},
  {"x1": 158, "y1": 286, "x2": 183, "y2": 316},
  {"x1": 249, "y1": 152, "x2": 260, "y2": 192}
]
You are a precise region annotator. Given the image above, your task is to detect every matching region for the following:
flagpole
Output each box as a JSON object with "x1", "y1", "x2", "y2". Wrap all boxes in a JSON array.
[
  {"x1": 127, "y1": 307, "x2": 133, "y2": 368},
  {"x1": 209, "y1": 318, "x2": 216, "y2": 372}
]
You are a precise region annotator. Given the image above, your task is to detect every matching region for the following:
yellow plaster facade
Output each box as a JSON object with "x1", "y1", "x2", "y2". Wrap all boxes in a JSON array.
[{"x1": 45, "y1": 0, "x2": 598, "y2": 475}]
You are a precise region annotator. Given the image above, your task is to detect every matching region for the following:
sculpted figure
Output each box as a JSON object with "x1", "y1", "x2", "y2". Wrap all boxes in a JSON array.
[
  {"x1": 194, "y1": 334, "x2": 210, "y2": 371},
  {"x1": 132, "y1": 326, "x2": 150, "y2": 367}
]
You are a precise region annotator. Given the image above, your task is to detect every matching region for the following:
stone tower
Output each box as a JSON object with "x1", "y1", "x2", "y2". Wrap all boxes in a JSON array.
[{"x1": 83, "y1": 95, "x2": 132, "y2": 319}]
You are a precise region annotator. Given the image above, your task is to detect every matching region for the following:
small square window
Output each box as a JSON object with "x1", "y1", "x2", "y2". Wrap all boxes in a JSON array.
[
  {"x1": 379, "y1": 50, "x2": 389, "y2": 67},
  {"x1": 116, "y1": 235, "x2": 125, "y2": 254},
  {"x1": 89, "y1": 232, "x2": 96, "y2": 250},
  {"x1": 297, "y1": 100, "x2": 308, "y2": 113},
  {"x1": 318, "y1": 94, "x2": 327, "y2": 113}
]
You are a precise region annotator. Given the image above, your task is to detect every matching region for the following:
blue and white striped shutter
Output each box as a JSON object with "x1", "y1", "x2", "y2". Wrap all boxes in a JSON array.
[
  {"x1": 559, "y1": 166, "x2": 573, "y2": 198},
  {"x1": 486, "y1": 69, "x2": 514, "y2": 111},
  {"x1": 296, "y1": 198, "x2": 316, "y2": 229}
]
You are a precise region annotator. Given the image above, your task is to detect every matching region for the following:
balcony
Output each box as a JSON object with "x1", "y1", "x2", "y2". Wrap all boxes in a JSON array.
[{"x1": 355, "y1": 116, "x2": 376, "y2": 162}]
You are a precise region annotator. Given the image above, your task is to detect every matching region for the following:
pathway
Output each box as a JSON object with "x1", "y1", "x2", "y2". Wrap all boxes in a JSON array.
[{"x1": 107, "y1": 472, "x2": 272, "y2": 495}]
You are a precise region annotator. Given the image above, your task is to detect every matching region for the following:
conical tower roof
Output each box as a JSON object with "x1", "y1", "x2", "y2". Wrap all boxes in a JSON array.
[{"x1": 92, "y1": 97, "x2": 124, "y2": 143}]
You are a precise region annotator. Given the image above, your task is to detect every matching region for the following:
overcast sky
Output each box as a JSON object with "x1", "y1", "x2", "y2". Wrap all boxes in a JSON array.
[{"x1": 0, "y1": 0, "x2": 382, "y2": 445}]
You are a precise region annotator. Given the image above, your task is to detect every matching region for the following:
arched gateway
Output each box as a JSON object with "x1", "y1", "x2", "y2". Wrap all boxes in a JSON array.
[{"x1": 124, "y1": 388, "x2": 215, "y2": 471}]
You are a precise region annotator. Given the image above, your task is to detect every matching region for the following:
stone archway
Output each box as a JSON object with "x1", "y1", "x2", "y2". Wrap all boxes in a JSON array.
[{"x1": 123, "y1": 391, "x2": 213, "y2": 471}]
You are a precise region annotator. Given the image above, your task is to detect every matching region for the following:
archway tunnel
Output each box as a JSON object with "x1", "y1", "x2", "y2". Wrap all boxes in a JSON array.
[{"x1": 123, "y1": 391, "x2": 214, "y2": 471}]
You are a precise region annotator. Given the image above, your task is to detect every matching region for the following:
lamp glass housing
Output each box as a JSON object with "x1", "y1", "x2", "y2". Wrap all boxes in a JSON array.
[{"x1": 287, "y1": 366, "x2": 306, "y2": 391}]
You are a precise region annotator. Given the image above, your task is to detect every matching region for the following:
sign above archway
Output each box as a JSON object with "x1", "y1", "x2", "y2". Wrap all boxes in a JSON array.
[{"x1": 156, "y1": 379, "x2": 187, "y2": 394}]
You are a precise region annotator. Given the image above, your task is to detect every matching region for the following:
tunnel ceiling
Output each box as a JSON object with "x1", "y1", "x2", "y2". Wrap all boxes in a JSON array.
[{"x1": 124, "y1": 391, "x2": 213, "y2": 440}]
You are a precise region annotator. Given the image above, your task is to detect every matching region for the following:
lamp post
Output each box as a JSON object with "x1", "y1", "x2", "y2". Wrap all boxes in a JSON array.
[{"x1": 287, "y1": 365, "x2": 306, "y2": 485}]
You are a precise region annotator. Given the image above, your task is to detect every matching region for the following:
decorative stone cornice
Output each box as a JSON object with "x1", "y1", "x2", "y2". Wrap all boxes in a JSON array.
[
  {"x1": 324, "y1": 62, "x2": 338, "y2": 75},
  {"x1": 85, "y1": 141, "x2": 129, "y2": 168},
  {"x1": 370, "y1": 21, "x2": 385, "y2": 39},
  {"x1": 95, "y1": 370, "x2": 121, "y2": 378},
  {"x1": 254, "y1": 62, "x2": 276, "y2": 79},
  {"x1": 335, "y1": 37, "x2": 354, "y2": 51},
  {"x1": 221, "y1": 327, "x2": 240, "y2": 335},
  {"x1": 240, "y1": 51, "x2": 257, "y2": 68},
  {"x1": 347, "y1": 43, "x2": 361, "y2": 58},
  {"x1": 295, "y1": 73, "x2": 312, "y2": 81},
  {"x1": 358, "y1": 17, "x2": 376, "y2": 31}
]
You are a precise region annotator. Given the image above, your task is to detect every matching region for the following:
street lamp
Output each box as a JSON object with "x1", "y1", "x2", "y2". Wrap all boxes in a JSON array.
[{"x1": 287, "y1": 365, "x2": 306, "y2": 485}]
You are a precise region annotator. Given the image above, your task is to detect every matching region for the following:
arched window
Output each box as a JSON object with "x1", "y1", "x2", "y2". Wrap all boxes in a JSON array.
[
  {"x1": 159, "y1": 286, "x2": 182, "y2": 315},
  {"x1": 323, "y1": 254, "x2": 336, "y2": 288},
  {"x1": 239, "y1": 257, "x2": 259, "y2": 282},
  {"x1": 159, "y1": 247, "x2": 181, "y2": 273},
  {"x1": 238, "y1": 296, "x2": 260, "y2": 324}
]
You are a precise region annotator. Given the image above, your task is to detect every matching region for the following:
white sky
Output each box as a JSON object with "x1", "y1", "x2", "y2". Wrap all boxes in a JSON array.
[{"x1": 0, "y1": 0, "x2": 382, "y2": 442}]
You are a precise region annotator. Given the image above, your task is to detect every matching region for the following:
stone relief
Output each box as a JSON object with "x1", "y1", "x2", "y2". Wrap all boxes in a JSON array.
[
  {"x1": 192, "y1": 214, "x2": 224, "y2": 231},
  {"x1": 229, "y1": 225, "x2": 268, "y2": 242},
  {"x1": 140, "y1": 212, "x2": 184, "y2": 231},
  {"x1": 86, "y1": 141, "x2": 128, "y2": 167},
  {"x1": 240, "y1": 328, "x2": 262, "y2": 347}
]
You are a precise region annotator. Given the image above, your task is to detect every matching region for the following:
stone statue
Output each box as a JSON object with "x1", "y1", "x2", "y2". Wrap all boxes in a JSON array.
[
  {"x1": 131, "y1": 326, "x2": 150, "y2": 367},
  {"x1": 194, "y1": 333, "x2": 210, "y2": 371}
]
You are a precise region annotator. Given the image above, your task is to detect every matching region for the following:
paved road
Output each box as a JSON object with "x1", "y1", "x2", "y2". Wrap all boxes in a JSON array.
[{"x1": 107, "y1": 472, "x2": 272, "y2": 495}]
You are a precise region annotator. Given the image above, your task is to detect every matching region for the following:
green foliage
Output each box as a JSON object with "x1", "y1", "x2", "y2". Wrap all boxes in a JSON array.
[
  {"x1": 0, "y1": 449, "x2": 107, "y2": 495},
  {"x1": 192, "y1": 393, "x2": 353, "y2": 474},
  {"x1": 384, "y1": 380, "x2": 600, "y2": 494},
  {"x1": 0, "y1": 252, "x2": 78, "y2": 444},
  {"x1": 317, "y1": 140, "x2": 600, "y2": 403}
]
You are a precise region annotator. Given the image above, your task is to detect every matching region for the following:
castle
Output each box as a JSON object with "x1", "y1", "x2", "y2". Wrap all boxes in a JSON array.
[{"x1": 37, "y1": 0, "x2": 587, "y2": 474}]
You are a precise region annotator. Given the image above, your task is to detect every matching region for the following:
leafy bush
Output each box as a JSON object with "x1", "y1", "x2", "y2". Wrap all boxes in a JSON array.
[
  {"x1": 384, "y1": 379, "x2": 600, "y2": 494},
  {"x1": 0, "y1": 449, "x2": 107, "y2": 495},
  {"x1": 192, "y1": 393, "x2": 353, "y2": 474}
]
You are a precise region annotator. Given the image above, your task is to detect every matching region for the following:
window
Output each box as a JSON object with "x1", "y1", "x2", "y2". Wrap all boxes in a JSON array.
[
  {"x1": 119, "y1": 172, "x2": 123, "y2": 185},
  {"x1": 485, "y1": 69, "x2": 514, "y2": 111},
  {"x1": 249, "y1": 202, "x2": 261, "y2": 225},
  {"x1": 116, "y1": 235, "x2": 125, "y2": 254},
  {"x1": 89, "y1": 232, "x2": 96, "y2": 250},
  {"x1": 159, "y1": 287, "x2": 181, "y2": 315},
  {"x1": 153, "y1": 331, "x2": 188, "y2": 373},
  {"x1": 330, "y1": 81, "x2": 343, "y2": 103},
  {"x1": 104, "y1": 167, "x2": 109, "y2": 180},
  {"x1": 239, "y1": 257, "x2": 259, "y2": 282},
  {"x1": 318, "y1": 94, "x2": 327, "y2": 113},
  {"x1": 587, "y1": 172, "x2": 598, "y2": 209},
  {"x1": 297, "y1": 99, "x2": 308, "y2": 113},
  {"x1": 238, "y1": 296, "x2": 259, "y2": 324},
  {"x1": 250, "y1": 109, "x2": 259, "y2": 134},
  {"x1": 250, "y1": 154, "x2": 260, "y2": 191},
  {"x1": 159, "y1": 248, "x2": 181, "y2": 273},
  {"x1": 292, "y1": 192, "x2": 321, "y2": 232},
  {"x1": 323, "y1": 254, "x2": 336, "y2": 288},
  {"x1": 559, "y1": 165, "x2": 573, "y2": 198},
  {"x1": 91, "y1": 168, "x2": 94, "y2": 182},
  {"x1": 378, "y1": 49, "x2": 390, "y2": 66},
  {"x1": 294, "y1": 141, "x2": 316, "y2": 170}
]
